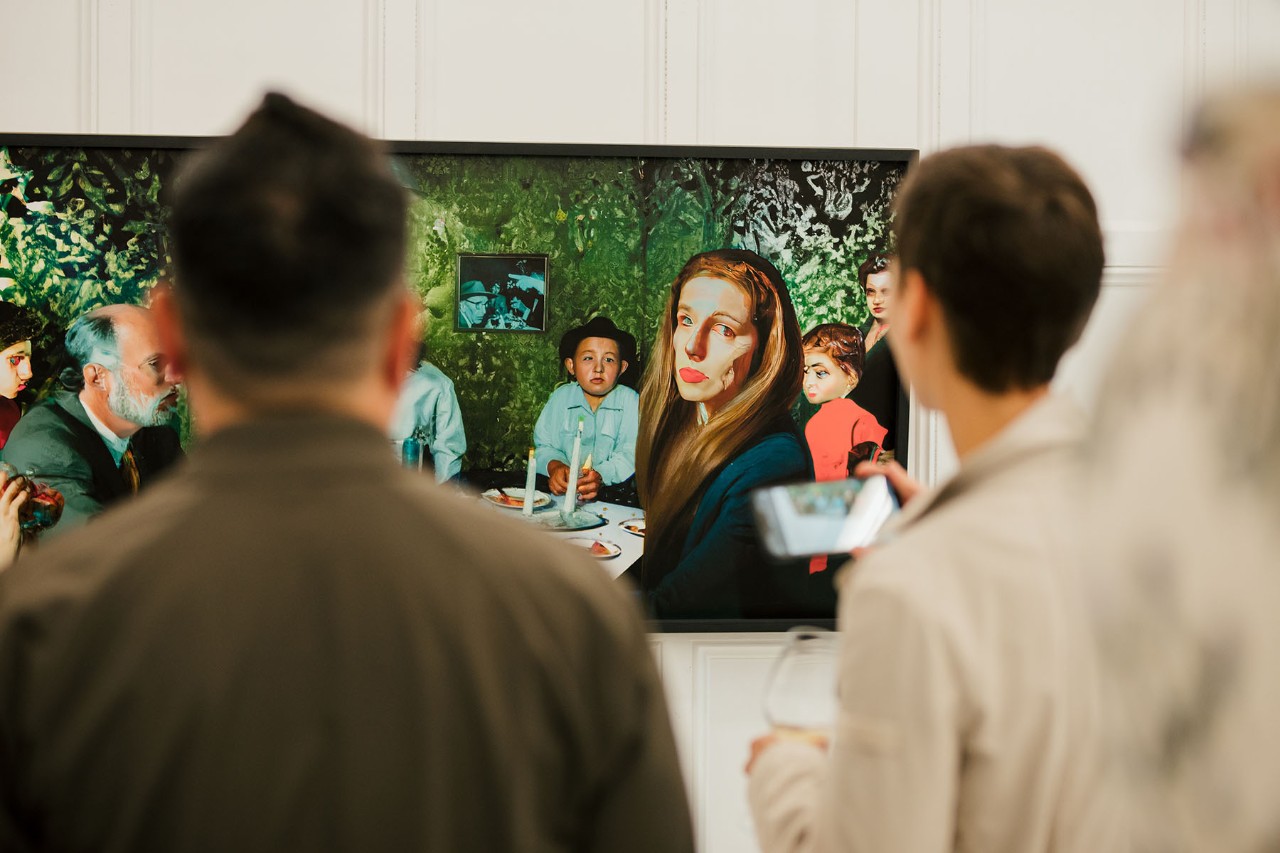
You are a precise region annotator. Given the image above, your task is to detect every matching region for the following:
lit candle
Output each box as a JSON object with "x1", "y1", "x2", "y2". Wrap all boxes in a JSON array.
[
  {"x1": 563, "y1": 417, "x2": 583, "y2": 515},
  {"x1": 522, "y1": 447, "x2": 537, "y2": 516}
]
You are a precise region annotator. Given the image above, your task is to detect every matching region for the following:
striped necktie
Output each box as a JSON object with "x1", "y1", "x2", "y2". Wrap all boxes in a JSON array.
[{"x1": 120, "y1": 448, "x2": 140, "y2": 495}]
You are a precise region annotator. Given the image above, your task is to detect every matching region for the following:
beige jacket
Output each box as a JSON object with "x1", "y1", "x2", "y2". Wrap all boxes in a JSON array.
[{"x1": 749, "y1": 394, "x2": 1119, "y2": 853}]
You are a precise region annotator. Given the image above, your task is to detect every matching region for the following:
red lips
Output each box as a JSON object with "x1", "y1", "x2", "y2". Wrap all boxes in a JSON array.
[{"x1": 679, "y1": 367, "x2": 707, "y2": 383}]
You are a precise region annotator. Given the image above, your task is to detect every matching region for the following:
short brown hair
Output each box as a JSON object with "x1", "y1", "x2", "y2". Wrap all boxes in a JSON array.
[
  {"x1": 894, "y1": 145, "x2": 1104, "y2": 392},
  {"x1": 802, "y1": 323, "x2": 866, "y2": 382}
]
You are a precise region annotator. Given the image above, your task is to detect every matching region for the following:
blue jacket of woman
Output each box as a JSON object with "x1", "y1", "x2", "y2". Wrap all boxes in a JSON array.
[{"x1": 644, "y1": 425, "x2": 823, "y2": 619}]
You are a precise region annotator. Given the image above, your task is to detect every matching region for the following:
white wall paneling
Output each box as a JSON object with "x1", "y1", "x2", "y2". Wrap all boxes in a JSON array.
[
  {"x1": 0, "y1": 3, "x2": 85, "y2": 132},
  {"x1": 136, "y1": 0, "x2": 380, "y2": 136},
  {"x1": 692, "y1": 0, "x2": 859, "y2": 147},
  {"x1": 420, "y1": 0, "x2": 651, "y2": 144},
  {"x1": 1243, "y1": 0, "x2": 1280, "y2": 78},
  {"x1": 658, "y1": 635, "x2": 788, "y2": 853},
  {"x1": 1054, "y1": 268, "x2": 1160, "y2": 412}
]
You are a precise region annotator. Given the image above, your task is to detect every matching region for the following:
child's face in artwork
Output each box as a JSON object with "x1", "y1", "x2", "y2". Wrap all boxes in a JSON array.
[
  {"x1": 566, "y1": 336, "x2": 628, "y2": 399},
  {"x1": 802, "y1": 350, "x2": 853, "y2": 405},
  {"x1": 0, "y1": 340, "x2": 33, "y2": 399},
  {"x1": 673, "y1": 275, "x2": 758, "y2": 416},
  {"x1": 865, "y1": 270, "x2": 893, "y2": 324}
]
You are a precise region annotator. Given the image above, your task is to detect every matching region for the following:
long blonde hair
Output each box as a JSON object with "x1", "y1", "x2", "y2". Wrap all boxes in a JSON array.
[{"x1": 636, "y1": 249, "x2": 803, "y2": 569}]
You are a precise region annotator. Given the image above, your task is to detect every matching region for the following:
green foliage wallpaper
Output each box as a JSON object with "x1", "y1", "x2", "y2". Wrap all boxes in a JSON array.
[
  {"x1": 0, "y1": 141, "x2": 906, "y2": 472},
  {"x1": 0, "y1": 146, "x2": 178, "y2": 397},
  {"x1": 400, "y1": 152, "x2": 904, "y2": 472}
]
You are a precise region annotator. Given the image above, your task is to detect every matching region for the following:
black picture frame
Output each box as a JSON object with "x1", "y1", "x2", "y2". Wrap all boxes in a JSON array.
[
  {"x1": 455, "y1": 253, "x2": 548, "y2": 332},
  {"x1": 0, "y1": 132, "x2": 916, "y2": 632}
]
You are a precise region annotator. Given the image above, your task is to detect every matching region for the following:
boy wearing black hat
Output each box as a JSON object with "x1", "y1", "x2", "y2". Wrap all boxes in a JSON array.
[{"x1": 534, "y1": 315, "x2": 639, "y2": 503}]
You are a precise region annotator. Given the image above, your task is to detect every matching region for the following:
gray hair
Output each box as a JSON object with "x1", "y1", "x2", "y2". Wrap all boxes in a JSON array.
[{"x1": 59, "y1": 310, "x2": 122, "y2": 390}]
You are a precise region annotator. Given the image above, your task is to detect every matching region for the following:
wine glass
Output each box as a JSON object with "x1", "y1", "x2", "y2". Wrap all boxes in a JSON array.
[
  {"x1": 762, "y1": 626, "x2": 840, "y2": 738},
  {"x1": 0, "y1": 462, "x2": 65, "y2": 534}
]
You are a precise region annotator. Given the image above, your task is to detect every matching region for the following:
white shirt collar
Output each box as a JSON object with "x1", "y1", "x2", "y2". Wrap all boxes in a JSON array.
[{"x1": 79, "y1": 393, "x2": 131, "y2": 465}]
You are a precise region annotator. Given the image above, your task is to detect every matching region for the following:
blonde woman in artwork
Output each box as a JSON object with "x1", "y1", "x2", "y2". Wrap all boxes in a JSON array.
[
  {"x1": 1083, "y1": 84, "x2": 1280, "y2": 853},
  {"x1": 635, "y1": 248, "x2": 811, "y2": 619}
]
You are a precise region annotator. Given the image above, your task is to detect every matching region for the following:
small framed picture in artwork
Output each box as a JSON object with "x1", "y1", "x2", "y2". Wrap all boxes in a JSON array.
[{"x1": 456, "y1": 253, "x2": 548, "y2": 332}]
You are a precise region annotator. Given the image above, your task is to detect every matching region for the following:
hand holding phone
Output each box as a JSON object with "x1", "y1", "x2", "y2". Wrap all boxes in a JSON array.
[{"x1": 752, "y1": 474, "x2": 900, "y2": 560}]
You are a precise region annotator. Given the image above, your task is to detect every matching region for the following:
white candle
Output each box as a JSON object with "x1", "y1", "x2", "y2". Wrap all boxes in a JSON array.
[
  {"x1": 563, "y1": 417, "x2": 583, "y2": 515},
  {"x1": 522, "y1": 447, "x2": 537, "y2": 516}
]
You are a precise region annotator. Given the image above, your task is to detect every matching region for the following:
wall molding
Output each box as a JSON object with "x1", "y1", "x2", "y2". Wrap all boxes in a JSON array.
[
  {"x1": 644, "y1": 0, "x2": 666, "y2": 143},
  {"x1": 692, "y1": 638, "x2": 784, "y2": 853},
  {"x1": 363, "y1": 0, "x2": 385, "y2": 136},
  {"x1": 131, "y1": 0, "x2": 153, "y2": 132},
  {"x1": 415, "y1": 0, "x2": 438, "y2": 138},
  {"x1": 79, "y1": 0, "x2": 97, "y2": 132}
]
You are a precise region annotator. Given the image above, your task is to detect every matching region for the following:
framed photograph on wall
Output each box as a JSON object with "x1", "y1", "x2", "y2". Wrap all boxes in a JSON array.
[
  {"x1": 455, "y1": 253, "x2": 548, "y2": 332},
  {"x1": 1, "y1": 133, "x2": 915, "y2": 629}
]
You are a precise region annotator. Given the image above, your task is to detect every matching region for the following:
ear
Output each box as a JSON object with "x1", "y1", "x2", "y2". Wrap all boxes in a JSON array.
[
  {"x1": 619, "y1": 359, "x2": 630, "y2": 376},
  {"x1": 383, "y1": 290, "x2": 421, "y2": 391},
  {"x1": 563, "y1": 357, "x2": 575, "y2": 376},
  {"x1": 83, "y1": 362, "x2": 110, "y2": 391},
  {"x1": 150, "y1": 284, "x2": 189, "y2": 380}
]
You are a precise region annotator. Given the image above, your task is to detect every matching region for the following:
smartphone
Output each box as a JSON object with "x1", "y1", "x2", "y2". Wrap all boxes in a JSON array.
[{"x1": 752, "y1": 474, "x2": 900, "y2": 560}]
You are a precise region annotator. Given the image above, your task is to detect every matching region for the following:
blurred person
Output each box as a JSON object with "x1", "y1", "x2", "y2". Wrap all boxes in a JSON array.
[
  {"x1": 1, "y1": 304, "x2": 183, "y2": 536},
  {"x1": 746, "y1": 145, "x2": 1118, "y2": 852},
  {"x1": 0, "y1": 92, "x2": 693, "y2": 853},
  {"x1": 389, "y1": 342, "x2": 466, "y2": 482},
  {"x1": 0, "y1": 302, "x2": 41, "y2": 449},
  {"x1": 1084, "y1": 84, "x2": 1280, "y2": 853}
]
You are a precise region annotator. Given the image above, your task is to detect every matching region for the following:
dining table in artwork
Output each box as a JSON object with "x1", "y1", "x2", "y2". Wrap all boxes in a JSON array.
[{"x1": 478, "y1": 488, "x2": 643, "y2": 580}]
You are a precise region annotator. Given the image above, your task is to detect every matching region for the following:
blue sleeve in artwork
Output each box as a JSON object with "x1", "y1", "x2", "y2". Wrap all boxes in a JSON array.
[
  {"x1": 593, "y1": 387, "x2": 639, "y2": 486},
  {"x1": 429, "y1": 375, "x2": 467, "y2": 483},
  {"x1": 533, "y1": 385, "x2": 572, "y2": 476}
]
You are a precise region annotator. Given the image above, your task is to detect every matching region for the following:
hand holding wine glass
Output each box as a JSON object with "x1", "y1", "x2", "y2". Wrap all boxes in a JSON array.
[
  {"x1": 0, "y1": 468, "x2": 28, "y2": 568},
  {"x1": 764, "y1": 626, "x2": 839, "y2": 735},
  {"x1": 747, "y1": 627, "x2": 839, "y2": 774},
  {"x1": 0, "y1": 462, "x2": 65, "y2": 541}
]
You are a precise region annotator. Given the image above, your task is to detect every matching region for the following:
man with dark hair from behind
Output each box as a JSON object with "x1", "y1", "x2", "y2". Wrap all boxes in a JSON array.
[
  {"x1": 0, "y1": 93, "x2": 694, "y2": 853},
  {"x1": 746, "y1": 145, "x2": 1119, "y2": 851}
]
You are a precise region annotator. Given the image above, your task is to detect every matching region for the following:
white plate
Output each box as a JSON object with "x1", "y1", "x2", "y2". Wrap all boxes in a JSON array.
[
  {"x1": 481, "y1": 488, "x2": 551, "y2": 509},
  {"x1": 619, "y1": 517, "x2": 646, "y2": 537},
  {"x1": 564, "y1": 537, "x2": 622, "y2": 559}
]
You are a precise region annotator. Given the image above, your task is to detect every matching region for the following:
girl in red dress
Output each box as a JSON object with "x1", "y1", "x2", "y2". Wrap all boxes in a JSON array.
[{"x1": 801, "y1": 323, "x2": 887, "y2": 572}]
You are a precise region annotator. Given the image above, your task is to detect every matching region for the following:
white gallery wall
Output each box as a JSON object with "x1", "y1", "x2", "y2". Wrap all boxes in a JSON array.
[{"x1": 3, "y1": 1, "x2": 1279, "y2": 850}]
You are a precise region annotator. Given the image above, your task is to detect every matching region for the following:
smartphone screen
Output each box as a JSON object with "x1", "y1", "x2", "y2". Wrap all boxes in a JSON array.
[{"x1": 751, "y1": 475, "x2": 899, "y2": 559}]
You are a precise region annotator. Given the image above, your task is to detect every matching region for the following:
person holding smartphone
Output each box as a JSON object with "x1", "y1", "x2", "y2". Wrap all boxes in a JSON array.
[{"x1": 747, "y1": 145, "x2": 1119, "y2": 852}]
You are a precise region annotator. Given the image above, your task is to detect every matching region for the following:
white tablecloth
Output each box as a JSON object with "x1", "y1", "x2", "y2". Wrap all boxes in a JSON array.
[{"x1": 480, "y1": 496, "x2": 644, "y2": 579}]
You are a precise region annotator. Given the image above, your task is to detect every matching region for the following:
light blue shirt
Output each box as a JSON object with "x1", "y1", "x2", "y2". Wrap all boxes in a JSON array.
[
  {"x1": 533, "y1": 383, "x2": 639, "y2": 486},
  {"x1": 389, "y1": 362, "x2": 467, "y2": 483}
]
